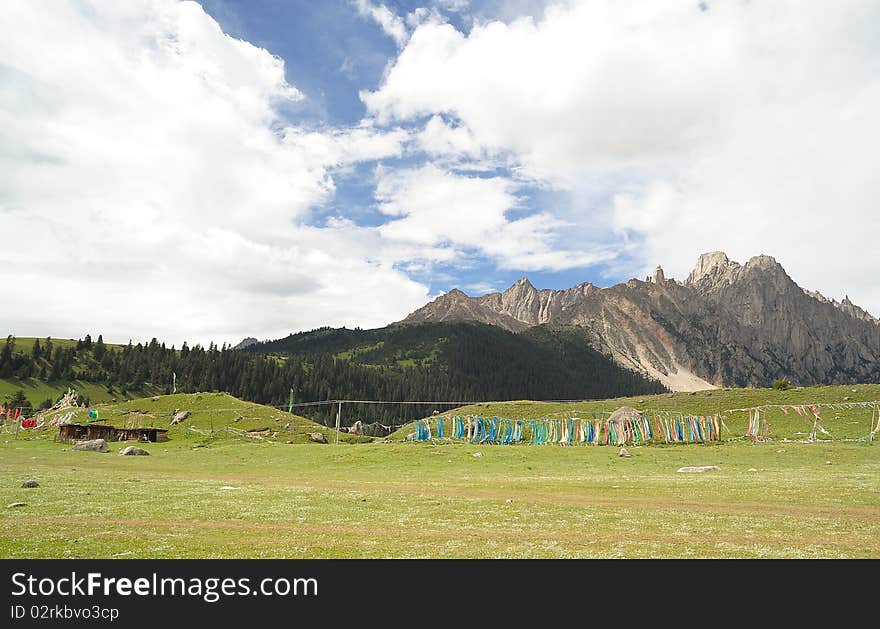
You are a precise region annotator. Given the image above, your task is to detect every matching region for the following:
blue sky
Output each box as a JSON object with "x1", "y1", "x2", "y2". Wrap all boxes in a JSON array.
[
  {"x1": 200, "y1": 0, "x2": 398, "y2": 125},
  {"x1": 2, "y1": 1, "x2": 878, "y2": 344}
]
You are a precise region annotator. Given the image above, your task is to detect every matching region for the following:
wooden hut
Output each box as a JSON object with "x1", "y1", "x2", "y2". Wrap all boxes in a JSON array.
[{"x1": 57, "y1": 423, "x2": 168, "y2": 443}]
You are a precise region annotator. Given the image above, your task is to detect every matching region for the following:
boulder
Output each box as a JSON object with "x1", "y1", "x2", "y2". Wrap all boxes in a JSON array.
[
  {"x1": 677, "y1": 465, "x2": 720, "y2": 473},
  {"x1": 170, "y1": 410, "x2": 190, "y2": 425},
  {"x1": 72, "y1": 439, "x2": 109, "y2": 453},
  {"x1": 119, "y1": 446, "x2": 150, "y2": 456},
  {"x1": 21, "y1": 480, "x2": 39, "y2": 488},
  {"x1": 618, "y1": 447, "x2": 633, "y2": 458},
  {"x1": 307, "y1": 432, "x2": 328, "y2": 444},
  {"x1": 608, "y1": 407, "x2": 641, "y2": 423}
]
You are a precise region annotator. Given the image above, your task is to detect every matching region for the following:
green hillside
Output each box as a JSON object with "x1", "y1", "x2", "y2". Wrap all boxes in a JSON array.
[
  {"x1": 10, "y1": 392, "x2": 370, "y2": 445},
  {"x1": 11, "y1": 337, "x2": 126, "y2": 353},
  {"x1": 0, "y1": 334, "x2": 157, "y2": 409},
  {"x1": 390, "y1": 383, "x2": 880, "y2": 441},
  {"x1": 0, "y1": 378, "x2": 158, "y2": 408},
  {"x1": 250, "y1": 322, "x2": 667, "y2": 408}
]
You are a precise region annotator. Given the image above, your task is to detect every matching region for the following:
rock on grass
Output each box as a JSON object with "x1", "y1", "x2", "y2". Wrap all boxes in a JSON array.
[
  {"x1": 72, "y1": 439, "x2": 109, "y2": 453},
  {"x1": 119, "y1": 446, "x2": 150, "y2": 456}
]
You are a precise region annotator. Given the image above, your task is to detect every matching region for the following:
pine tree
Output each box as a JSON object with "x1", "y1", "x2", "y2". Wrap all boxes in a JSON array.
[
  {"x1": 9, "y1": 389, "x2": 29, "y2": 411},
  {"x1": 93, "y1": 335, "x2": 105, "y2": 360}
]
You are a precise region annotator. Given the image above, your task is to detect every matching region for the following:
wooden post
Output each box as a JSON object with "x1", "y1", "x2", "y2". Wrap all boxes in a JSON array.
[
  {"x1": 335, "y1": 402, "x2": 342, "y2": 445},
  {"x1": 871, "y1": 404, "x2": 877, "y2": 443}
]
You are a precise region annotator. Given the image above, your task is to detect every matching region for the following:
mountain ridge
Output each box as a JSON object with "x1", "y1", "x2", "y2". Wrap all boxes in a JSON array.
[{"x1": 400, "y1": 252, "x2": 880, "y2": 391}]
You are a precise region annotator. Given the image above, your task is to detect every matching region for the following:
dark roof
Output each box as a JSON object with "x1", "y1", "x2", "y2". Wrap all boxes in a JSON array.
[{"x1": 61, "y1": 423, "x2": 166, "y2": 432}]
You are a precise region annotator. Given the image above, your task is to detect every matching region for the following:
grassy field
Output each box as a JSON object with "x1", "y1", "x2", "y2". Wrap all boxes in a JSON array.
[
  {"x1": 391, "y1": 383, "x2": 880, "y2": 441},
  {"x1": 9, "y1": 337, "x2": 130, "y2": 353},
  {"x1": 0, "y1": 386, "x2": 878, "y2": 559}
]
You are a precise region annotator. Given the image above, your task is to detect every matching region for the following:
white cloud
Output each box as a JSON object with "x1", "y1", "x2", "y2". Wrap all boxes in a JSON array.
[
  {"x1": 353, "y1": 0, "x2": 409, "y2": 48},
  {"x1": 376, "y1": 164, "x2": 515, "y2": 242},
  {"x1": 374, "y1": 164, "x2": 614, "y2": 271},
  {"x1": 0, "y1": 0, "x2": 427, "y2": 345},
  {"x1": 417, "y1": 115, "x2": 485, "y2": 161},
  {"x1": 463, "y1": 281, "x2": 501, "y2": 295},
  {"x1": 364, "y1": 0, "x2": 880, "y2": 314}
]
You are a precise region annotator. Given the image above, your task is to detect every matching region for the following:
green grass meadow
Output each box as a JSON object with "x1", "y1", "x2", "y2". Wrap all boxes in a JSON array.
[{"x1": 0, "y1": 385, "x2": 878, "y2": 558}]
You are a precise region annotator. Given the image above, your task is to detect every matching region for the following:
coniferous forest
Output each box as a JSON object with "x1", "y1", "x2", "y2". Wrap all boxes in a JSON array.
[{"x1": 1, "y1": 323, "x2": 666, "y2": 426}]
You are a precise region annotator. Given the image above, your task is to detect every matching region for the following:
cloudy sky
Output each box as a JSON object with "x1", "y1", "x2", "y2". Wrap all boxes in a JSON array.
[{"x1": 2, "y1": 0, "x2": 878, "y2": 346}]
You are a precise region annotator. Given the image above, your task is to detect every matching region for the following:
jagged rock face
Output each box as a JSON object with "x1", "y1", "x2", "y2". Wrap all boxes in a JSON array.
[
  {"x1": 475, "y1": 279, "x2": 598, "y2": 326},
  {"x1": 233, "y1": 337, "x2": 258, "y2": 350},
  {"x1": 403, "y1": 289, "x2": 529, "y2": 332},
  {"x1": 400, "y1": 253, "x2": 880, "y2": 391},
  {"x1": 686, "y1": 251, "x2": 742, "y2": 286}
]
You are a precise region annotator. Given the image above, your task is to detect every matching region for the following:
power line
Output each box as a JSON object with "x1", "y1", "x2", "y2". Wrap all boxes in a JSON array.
[{"x1": 286, "y1": 400, "x2": 481, "y2": 407}]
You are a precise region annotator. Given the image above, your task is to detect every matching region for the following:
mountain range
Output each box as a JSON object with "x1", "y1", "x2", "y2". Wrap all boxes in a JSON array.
[{"x1": 401, "y1": 252, "x2": 880, "y2": 391}]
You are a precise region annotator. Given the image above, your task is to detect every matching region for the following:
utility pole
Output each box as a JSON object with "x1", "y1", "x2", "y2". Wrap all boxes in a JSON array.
[
  {"x1": 288, "y1": 387, "x2": 294, "y2": 415},
  {"x1": 335, "y1": 401, "x2": 342, "y2": 445}
]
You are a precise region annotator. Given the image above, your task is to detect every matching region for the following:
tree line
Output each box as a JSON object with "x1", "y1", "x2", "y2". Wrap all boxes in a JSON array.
[{"x1": 1, "y1": 325, "x2": 665, "y2": 425}]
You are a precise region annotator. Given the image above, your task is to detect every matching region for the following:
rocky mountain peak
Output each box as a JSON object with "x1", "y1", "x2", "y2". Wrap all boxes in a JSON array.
[
  {"x1": 651, "y1": 265, "x2": 666, "y2": 285},
  {"x1": 836, "y1": 294, "x2": 878, "y2": 323},
  {"x1": 745, "y1": 254, "x2": 780, "y2": 269},
  {"x1": 233, "y1": 337, "x2": 258, "y2": 350},
  {"x1": 507, "y1": 277, "x2": 536, "y2": 293},
  {"x1": 685, "y1": 251, "x2": 740, "y2": 286}
]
